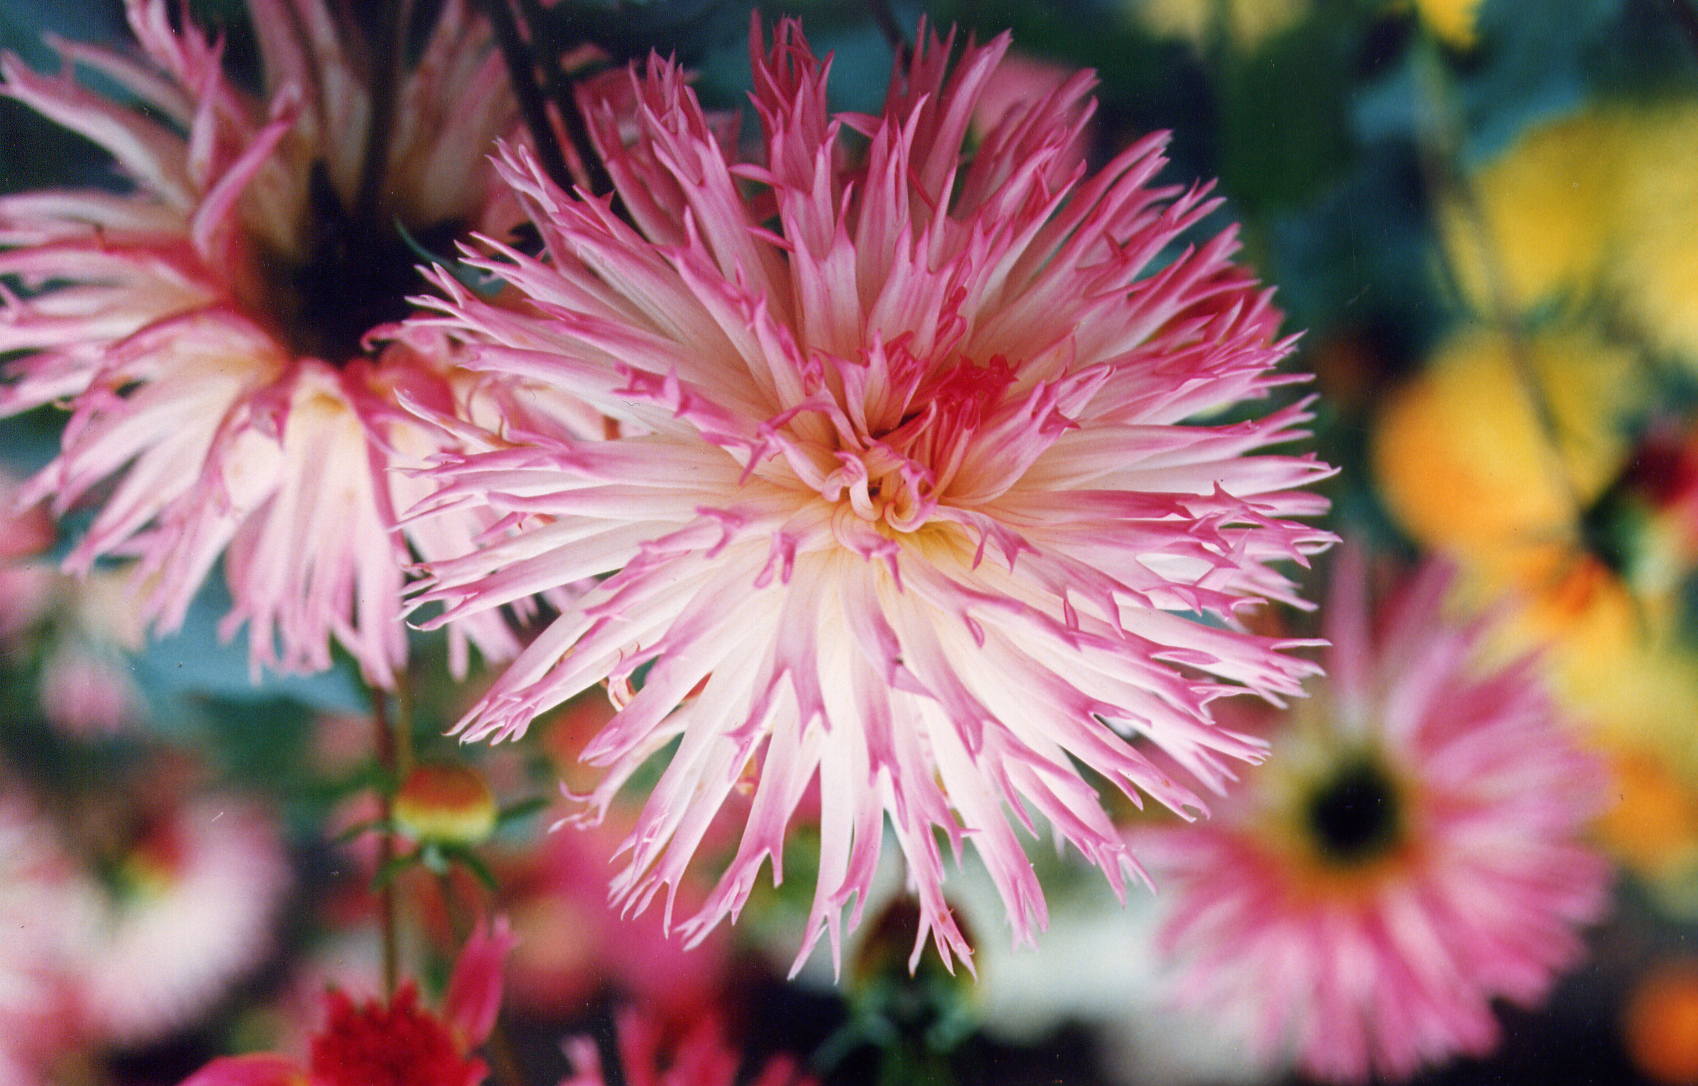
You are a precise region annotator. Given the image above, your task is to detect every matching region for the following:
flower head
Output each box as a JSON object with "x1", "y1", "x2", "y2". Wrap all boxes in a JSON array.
[
  {"x1": 180, "y1": 918, "x2": 514, "y2": 1086},
  {"x1": 82, "y1": 795, "x2": 290, "y2": 1046},
  {"x1": 1140, "y1": 551, "x2": 1612, "y2": 1082},
  {"x1": 410, "y1": 18, "x2": 1331, "y2": 972},
  {"x1": 0, "y1": 789, "x2": 97, "y2": 1077},
  {"x1": 0, "y1": 0, "x2": 591, "y2": 686}
]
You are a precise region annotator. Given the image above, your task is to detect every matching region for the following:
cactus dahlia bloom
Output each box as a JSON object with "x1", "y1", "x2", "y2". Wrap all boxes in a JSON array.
[
  {"x1": 0, "y1": 0, "x2": 594, "y2": 686},
  {"x1": 1140, "y1": 553, "x2": 1611, "y2": 1082},
  {"x1": 411, "y1": 20, "x2": 1332, "y2": 970}
]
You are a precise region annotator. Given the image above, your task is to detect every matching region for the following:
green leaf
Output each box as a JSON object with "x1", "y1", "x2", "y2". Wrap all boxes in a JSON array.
[
  {"x1": 371, "y1": 847, "x2": 422, "y2": 892},
  {"x1": 496, "y1": 796, "x2": 550, "y2": 827},
  {"x1": 448, "y1": 847, "x2": 502, "y2": 894}
]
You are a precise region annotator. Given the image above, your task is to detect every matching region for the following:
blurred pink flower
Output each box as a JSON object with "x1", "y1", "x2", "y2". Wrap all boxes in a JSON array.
[
  {"x1": 409, "y1": 18, "x2": 1331, "y2": 972},
  {"x1": 82, "y1": 796, "x2": 290, "y2": 1047},
  {"x1": 34, "y1": 567, "x2": 147, "y2": 737},
  {"x1": 38, "y1": 639, "x2": 139, "y2": 737},
  {"x1": 560, "y1": 1011, "x2": 813, "y2": 1086},
  {"x1": 0, "y1": 0, "x2": 595, "y2": 687},
  {"x1": 0, "y1": 790, "x2": 97, "y2": 1082},
  {"x1": 0, "y1": 469, "x2": 56, "y2": 645},
  {"x1": 503, "y1": 815, "x2": 730, "y2": 1025},
  {"x1": 181, "y1": 918, "x2": 514, "y2": 1086},
  {"x1": 1140, "y1": 551, "x2": 1612, "y2": 1082}
]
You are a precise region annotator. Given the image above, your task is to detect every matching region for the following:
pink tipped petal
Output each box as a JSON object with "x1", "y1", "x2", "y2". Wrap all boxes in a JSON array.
[
  {"x1": 179, "y1": 1056, "x2": 307, "y2": 1086},
  {"x1": 442, "y1": 915, "x2": 517, "y2": 1046}
]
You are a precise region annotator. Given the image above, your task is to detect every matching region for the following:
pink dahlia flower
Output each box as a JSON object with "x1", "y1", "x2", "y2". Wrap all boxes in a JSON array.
[
  {"x1": 181, "y1": 917, "x2": 514, "y2": 1086},
  {"x1": 1140, "y1": 551, "x2": 1612, "y2": 1082},
  {"x1": 560, "y1": 1011, "x2": 813, "y2": 1086},
  {"x1": 410, "y1": 20, "x2": 1332, "y2": 970},
  {"x1": 0, "y1": 0, "x2": 597, "y2": 686},
  {"x1": 82, "y1": 795, "x2": 290, "y2": 1046}
]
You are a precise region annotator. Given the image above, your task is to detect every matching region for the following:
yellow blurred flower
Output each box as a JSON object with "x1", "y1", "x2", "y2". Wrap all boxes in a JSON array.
[
  {"x1": 1128, "y1": 0, "x2": 1307, "y2": 51},
  {"x1": 1606, "y1": 105, "x2": 1698, "y2": 364},
  {"x1": 1469, "y1": 544, "x2": 1698, "y2": 758},
  {"x1": 1441, "y1": 100, "x2": 1698, "y2": 369},
  {"x1": 1413, "y1": 0, "x2": 1483, "y2": 48},
  {"x1": 1439, "y1": 108, "x2": 1637, "y2": 313},
  {"x1": 1597, "y1": 746, "x2": 1698, "y2": 886},
  {"x1": 1373, "y1": 325, "x2": 1640, "y2": 555},
  {"x1": 1372, "y1": 323, "x2": 1698, "y2": 787}
]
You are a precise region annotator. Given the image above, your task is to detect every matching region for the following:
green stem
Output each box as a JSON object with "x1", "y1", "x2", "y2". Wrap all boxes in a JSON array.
[
  {"x1": 372, "y1": 687, "x2": 401, "y2": 997},
  {"x1": 869, "y1": 0, "x2": 912, "y2": 64},
  {"x1": 353, "y1": 0, "x2": 415, "y2": 230},
  {"x1": 475, "y1": 0, "x2": 577, "y2": 193}
]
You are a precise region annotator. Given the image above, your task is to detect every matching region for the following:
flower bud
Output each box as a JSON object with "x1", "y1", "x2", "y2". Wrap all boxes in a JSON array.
[{"x1": 394, "y1": 765, "x2": 497, "y2": 847}]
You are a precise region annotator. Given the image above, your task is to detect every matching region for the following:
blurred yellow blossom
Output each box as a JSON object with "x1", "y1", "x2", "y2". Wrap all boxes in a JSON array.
[
  {"x1": 1439, "y1": 108, "x2": 1637, "y2": 313},
  {"x1": 1128, "y1": 0, "x2": 1307, "y2": 51},
  {"x1": 1597, "y1": 747, "x2": 1698, "y2": 885},
  {"x1": 1413, "y1": 0, "x2": 1483, "y2": 48},
  {"x1": 1442, "y1": 100, "x2": 1698, "y2": 372},
  {"x1": 1373, "y1": 325, "x2": 1641, "y2": 555},
  {"x1": 1606, "y1": 105, "x2": 1698, "y2": 364}
]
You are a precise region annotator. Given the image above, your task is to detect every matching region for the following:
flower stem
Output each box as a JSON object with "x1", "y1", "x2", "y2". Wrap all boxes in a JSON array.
[
  {"x1": 371, "y1": 686, "x2": 401, "y2": 997},
  {"x1": 476, "y1": 0, "x2": 577, "y2": 193},
  {"x1": 869, "y1": 0, "x2": 912, "y2": 63},
  {"x1": 353, "y1": 0, "x2": 416, "y2": 229}
]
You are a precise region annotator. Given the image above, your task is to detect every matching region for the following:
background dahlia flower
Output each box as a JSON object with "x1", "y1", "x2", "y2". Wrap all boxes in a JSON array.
[
  {"x1": 409, "y1": 19, "x2": 1332, "y2": 971},
  {"x1": 1139, "y1": 551, "x2": 1611, "y2": 1082},
  {"x1": 0, "y1": 0, "x2": 597, "y2": 687},
  {"x1": 182, "y1": 917, "x2": 513, "y2": 1086},
  {"x1": 0, "y1": 789, "x2": 97, "y2": 1083},
  {"x1": 80, "y1": 795, "x2": 290, "y2": 1047}
]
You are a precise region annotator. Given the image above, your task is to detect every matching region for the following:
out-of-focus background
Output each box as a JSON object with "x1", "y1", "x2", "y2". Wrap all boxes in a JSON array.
[{"x1": 4, "y1": 0, "x2": 1698, "y2": 1083}]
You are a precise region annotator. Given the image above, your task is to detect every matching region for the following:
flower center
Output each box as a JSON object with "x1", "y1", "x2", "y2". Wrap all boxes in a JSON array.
[
  {"x1": 821, "y1": 355, "x2": 1019, "y2": 532},
  {"x1": 246, "y1": 161, "x2": 464, "y2": 365},
  {"x1": 308, "y1": 985, "x2": 481, "y2": 1086},
  {"x1": 1303, "y1": 758, "x2": 1403, "y2": 865}
]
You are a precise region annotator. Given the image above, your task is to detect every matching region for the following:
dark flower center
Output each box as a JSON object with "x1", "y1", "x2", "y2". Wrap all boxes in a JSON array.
[
  {"x1": 254, "y1": 161, "x2": 462, "y2": 364},
  {"x1": 1304, "y1": 757, "x2": 1402, "y2": 865}
]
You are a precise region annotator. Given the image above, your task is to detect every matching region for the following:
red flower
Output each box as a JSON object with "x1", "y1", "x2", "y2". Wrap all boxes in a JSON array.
[{"x1": 180, "y1": 920, "x2": 514, "y2": 1086}]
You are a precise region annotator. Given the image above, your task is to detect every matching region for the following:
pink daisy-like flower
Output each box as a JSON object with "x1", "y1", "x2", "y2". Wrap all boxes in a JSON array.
[
  {"x1": 0, "y1": 0, "x2": 597, "y2": 686},
  {"x1": 0, "y1": 788, "x2": 97, "y2": 1082},
  {"x1": 82, "y1": 795, "x2": 290, "y2": 1046},
  {"x1": 181, "y1": 918, "x2": 514, "y2": 1086},
  {"x1": 1140, "y1": 551, "x2": 1612, "y2": 1082},
  {"x1": 560, "y1": 1011, "x2": 813, "y2": 1086},
  {"x1": 409, "y1": 19, "x2": 1332, "y2": 971}
]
